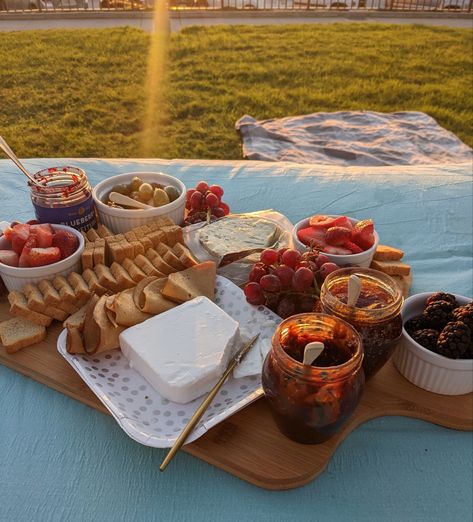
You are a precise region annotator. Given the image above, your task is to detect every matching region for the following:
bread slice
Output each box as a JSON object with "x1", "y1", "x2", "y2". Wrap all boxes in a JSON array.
[
  {"x1": 371, "y1": 259, "x2": 411, "y2": 276},
  {"x1": 81, "y1": 246, "x2": 94, "y2": 270},
  {"x1": 110, "y1": 262, "x2": 136, "y2": 290},
  {"x1": 23, "y1": 283, "x2": 68, "y2": 321},
  {"x1": 8, "y1": 291, "x2": 53, "y2": 327},
  {"x1": 82, "y1": 268, "x2": 110, "y2": 296},
  {"x1": 160, "y1": 225, "x2": 183, "y2": 246},
  {"x1": 94, "y1": 264, "x2": 120, "y2": 292},
  {"x1": 53, "y1": 276, "x2": 78, "y2": 306},
  {"x1": 153, "y1": 216, "x2": 174, "y2": 228},
  {"x1": 93, "y1": 238, "x2": 106, "y2": 265},
  {"x1": 374, "y1": 245, "x2": 404, "y2": 262},
  {"x1": 124, "y1": 231, "x2": 138, "y2": 242},
  {"x1": 86, "y1": 228, "x2": 101, "y2": 242},
  {"x1": 148, "y1": 230, "x2": 166, "y2": 247},
  {"x1": 68, "y1": 272, "x2": 92, "y2": 301},
  {"x1": 139, "y1": 236, "x2": 153, "y2": 252},
  {"x1": 0, "y1": 317, "x2": 46, "y2": 354},
  {"x1": 134, "y1": 254, "x2": 163, "y2": 277},
  {"x1": 122, "y1": 258, "x2": 147, "y2": 282},
  {"x1": 64, "y1": 303, "x2": 89, "y2": 354},
  {"x1": 121, "y1": 240, "x2": 134, "y2": 259},
  {"x1": 145, "y1": 249, "x2": 175, "y2": 275},
  {"x1": 161, "y1": 261, "x2": 216, "y2": 303},
  {"x1": 97, "y1": 223, "x2": 113, "y2": 238},
  {"x1": 37, "y1": 280, "x2": 76, "y2": 314},
  {"x1": 155, "y1": 243, "x2": 186, "y2": 271},
  {"x1": 130, "y1": 240, "x2": 145, "y2": 258},
  {"x1": 173, "y1": 243, "x2": 198, "y2": 268}
]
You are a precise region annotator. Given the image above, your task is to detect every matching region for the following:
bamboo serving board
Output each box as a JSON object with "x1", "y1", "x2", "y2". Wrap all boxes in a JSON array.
[{"x1": 0, "y1": 298, "x2": 472, "y2": 490}]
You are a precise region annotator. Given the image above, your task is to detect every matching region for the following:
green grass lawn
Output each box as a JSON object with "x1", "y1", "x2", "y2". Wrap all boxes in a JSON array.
[{"x1": 0, "y1": 23, "x2": 472, "y2": 159}]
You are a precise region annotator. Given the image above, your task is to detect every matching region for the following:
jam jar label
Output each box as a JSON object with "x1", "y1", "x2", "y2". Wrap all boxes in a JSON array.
[{"x1": 33, "y1": 196, "x2": 97, "y2": 232}]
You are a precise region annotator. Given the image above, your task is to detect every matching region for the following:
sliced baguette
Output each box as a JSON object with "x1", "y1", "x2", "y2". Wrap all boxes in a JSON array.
[{"x1": 0, "y1": 317, "x2": 46, "y2": 354}]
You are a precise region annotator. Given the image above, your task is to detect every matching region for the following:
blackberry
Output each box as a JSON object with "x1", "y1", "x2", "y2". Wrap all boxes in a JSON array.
[
  {"x1": 436, "y1": 321, "x2": 471, "y2": 359},
  {"x1": 425, "y1": 292, "x2": 457, "y2": 308},
  {"x1": 423, "y1": 300, "x2": 455, "y2": 330},
  {"x1": 411, "y1": 329, "x2": 439, "y2": 351},
  {"x1": 452, "y1": 303, "x2": 473, "y2": 330},
  {"x1": 404, "y1": 315, "x2": 428, "y2": 334}
]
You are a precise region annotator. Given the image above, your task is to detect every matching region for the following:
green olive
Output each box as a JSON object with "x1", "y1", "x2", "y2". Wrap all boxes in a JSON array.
[
  {"x1": 112, "y1": 184, "x2": 130, "y2": 195},
  {"x1": 130, "y1": 190, "x2": 141, "y2": 201},
  {"x1": 153, "y1": 188, "x2": 170, "y2": 207},
  {"x1": 139, "y1": 182, "x2": 154, "y2": 199},
  {"x1": 130, "y1": 176, "x2": 143, "y2": 191},
  {"x1": 164, "y1": 185, "x2": 180, "y2": 202}
]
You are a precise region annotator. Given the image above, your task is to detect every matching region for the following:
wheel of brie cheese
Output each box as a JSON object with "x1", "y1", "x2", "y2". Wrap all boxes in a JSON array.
[{"x1": 197, "y1": 216, "x2": 280, "y2": 259}]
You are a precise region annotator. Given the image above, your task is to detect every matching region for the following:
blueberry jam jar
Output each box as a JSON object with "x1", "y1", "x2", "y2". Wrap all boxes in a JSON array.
[
  {"x1": 320, "y1": 267, "x2": 403, "y2": 380},
  {"x1": 262, "y1": 313, "x2": 364, "y2": 444},
  {"x1": 29, "y1": 166, "x2": 96, "y2": 232}
]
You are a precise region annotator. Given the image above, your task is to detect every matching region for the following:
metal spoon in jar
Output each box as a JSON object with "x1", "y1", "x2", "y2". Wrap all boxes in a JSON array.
[
  {"x1": 0, "y1": 136, "x2": 42, "y2": 187},
  {"x1": 109, "y1": 191, "x2": 154, "y2": 210}
]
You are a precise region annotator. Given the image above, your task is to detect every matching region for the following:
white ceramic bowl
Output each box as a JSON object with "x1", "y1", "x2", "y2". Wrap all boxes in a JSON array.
[
  {"x1": 393, "y1": 292, "x2": 473, "y2": 396},
  {"x1": 0, "y1": 224, "x2": 84, "y2": 292},
  {"x1": 93, "y1": 172, "x2": 186, "y2": 234},
  {"x1": 292, "y1": 216, "x2": 379, "y2": 268}
]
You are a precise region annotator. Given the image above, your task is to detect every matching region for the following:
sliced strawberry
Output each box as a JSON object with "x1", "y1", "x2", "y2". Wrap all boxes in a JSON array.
[
  {"x1": 28, "y1": 247, "x2": 61, "y2": 267},
  {"x1": 0, "y1": 250, "x2": 19, "y2": 267},
  {"x1": 330, "y1": 216, "x2": 353, "y2": 230},
  {"x1": 308, "y1": 215, "x2": 339, "y2": 229},
  {"x1": 18, "y1": 235, "x2": 38, "y2": 267},
  {"x1": 325, "y1": 226, "x2": 352, "y2": 246},
  {"x1": 11, "y1": 224, "x2": 30, "y2": 255},
  {"x1": 343, "y1": 241, "x2": 364, "y2": 254},
  {"x1": 351, "y1": 219, "x2": 375, "y2": 250},
  {"x1": 26, "y1": 219, "x2": 40, "y2": 225},
  {"x1": 52, "y1": 229, "x2": 79, "y2": 259},
  {"x1": 30, "y1": 224, "x2": 53, "y2": 248},
  {"x1": 323, "y1": 245, "x2": 353, "y2": 256},
  {"x1": 2, "y1": 227, "x2": 13, "y2": 241},
  {"x1": 297, "y1": 226, "x2": 326, "y2": 248}
]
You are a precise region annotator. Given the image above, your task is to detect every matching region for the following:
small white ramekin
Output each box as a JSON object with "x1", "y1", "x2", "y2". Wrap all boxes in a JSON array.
[
  {"x1": 93, "y1": 172, "x2": 186, "y2": 234},
  {"x1": 292, "y1": 216, "x2": 379, "y2": 268},
  {"x1": 0, "y1": 223, "x2": 84, "y2": 292},
  {"x1": 393, "y1": 292, "x2": 473, "y2": 395}
]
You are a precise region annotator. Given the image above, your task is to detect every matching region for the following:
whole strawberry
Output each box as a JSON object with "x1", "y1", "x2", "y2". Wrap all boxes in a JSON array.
[{"x1": 52, "y1": 230, "x2": 79, "y2": 259}]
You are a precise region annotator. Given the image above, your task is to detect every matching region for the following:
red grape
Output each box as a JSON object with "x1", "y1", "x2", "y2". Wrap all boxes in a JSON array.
[
  {"x1": 273, "y1": 265, "x2": 295, "y2": 289},
  {"x1": 281, "y1": 249, "x2": 302, "y2": 269},
  {"x1": 196, "y1": 181, "x2": 209, "y2": 194},
  {"x1": 296, "y1": 260, "x2": 317, "y2": 272},
  {"x1": 205, "y1": 192, "x2": 219, "y2": 208},
  {"x1": 315, "y1": 254, "x2": 331, "y2": 268},
  {"x1": 209, "y1": 185, "x2": 224, "y2": 198},
  {"x1": 220, "y1": 202, "x2": 230, "y2": 216},
  {"x1": 278, "y1": 248, "x2": 289, "y2": 262},
  {"x1": 260, "y1": 274, "x2": 281, "y2": 293},
  {"x1": 260, "y1": 248, "x2": 278, "y2": 266},
  {"x1": 319, "y1": 262, "x2": 339, "y2": 279},
  {"x1": 190, "y1": 191, "x2": 203, "y2": 210},
  {"x1": 277, "y1": 297, "x2": 296, "y2": 319},
  {"x1": 186, "y1": 188, "x2": 196, "y2": 202},
  {"x1": 249, "y1": 264, "x2": 268, "y2": 283},
  {"x1": 244, "y1": 282, "x2": 265, "y2": 305},
  {"x1": 211, "y1": 207, "x2": 225, "y2": 218},
  {"x1": 292, "y1": 267, "x2": 314, "y2": 292}
]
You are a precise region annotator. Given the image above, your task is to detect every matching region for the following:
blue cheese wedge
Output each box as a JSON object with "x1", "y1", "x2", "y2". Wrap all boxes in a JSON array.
[
  {"x1": 197, "y1": 216, "x2": 278, "y2": 258},
  {"x1": 119, "y1": 297, "x2": 241, "y2": 404}
]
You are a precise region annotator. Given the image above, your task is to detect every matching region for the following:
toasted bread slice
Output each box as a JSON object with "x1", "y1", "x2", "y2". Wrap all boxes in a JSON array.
[
  {"x1": 134, "y1": 254, "x2": 163, "y2": 277},
  {"x1": 23, "y1": 283, "x2": 68, "y2": 321},
  {"x1": 161, "y1": 261, "x2": 216, "y2": 303},
  {"x1": 122, "y1": 258, "x2": 148, "y2": 282},
  {"x1": 374, "y1": 245, "x2": 404, "y2": 262},
  {"x1": 145, "y1": 249, "x2": 175, "y2": 275},
  {"x1": 81, "y1": 246, "x2": 94, "y2": 270},
  {"x1": 82, "y1": 268, "x2": 110, "y2": 296},
  {"x1": 8, "y1": 291, "x2": 53, "y2": 327},
  {"x1": 68, "y1": 273, "x2": 92, "y2": 301},
  {"x1": 173, "y1": 243, "x2": 198, "y2": 268},
  {"x1": 94, "y1": 263, "x2": 120, "y2": 293},
  {"x1": 0, "y1": 316, "x2": 46, "y2": 354},
  {"x1": 97, "y1": 223, "x2": 113, "y2": 238},
  {"x1": 371, "y1": 259, "x2": 411, "y2": 276},
  {"x1": 110, "y1": 262, "x2": 136, "y2": 290},
  {"x1": 161, "y1": 225, "x2": 183, "y2": 246}
]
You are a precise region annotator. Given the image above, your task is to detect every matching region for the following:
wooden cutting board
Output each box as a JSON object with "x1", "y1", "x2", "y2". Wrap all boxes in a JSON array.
[{"x1": 0, "y1": 298, "x2": 471, "y2": 490}]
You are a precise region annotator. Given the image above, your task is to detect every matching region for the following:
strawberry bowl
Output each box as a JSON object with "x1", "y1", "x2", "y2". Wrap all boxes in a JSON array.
[
  {"x1": 0, "y1": 222, "x2": 84, "y2": 292},
  {"x1": 292, "y1": 215, "x2": 379, "y2": 268}
]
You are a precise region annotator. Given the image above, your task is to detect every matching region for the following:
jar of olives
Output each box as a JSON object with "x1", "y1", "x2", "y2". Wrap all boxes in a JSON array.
[
  {"x1": 320, "y1": 267, "x2": 403, "y2": 380},
  {"x1": 262, "y1": 313, "x2": 364, "y2": 444}
]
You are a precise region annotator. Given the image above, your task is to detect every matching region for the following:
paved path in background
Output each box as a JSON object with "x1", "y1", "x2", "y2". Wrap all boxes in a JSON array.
[{"x1": 0, "y1": 13, "x2": 472, "y2": 32}]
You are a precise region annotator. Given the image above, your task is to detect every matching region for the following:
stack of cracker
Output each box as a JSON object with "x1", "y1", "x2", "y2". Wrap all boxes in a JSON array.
[{"x1": 370, "y1": 245, "x2": 412, "y2": 298}]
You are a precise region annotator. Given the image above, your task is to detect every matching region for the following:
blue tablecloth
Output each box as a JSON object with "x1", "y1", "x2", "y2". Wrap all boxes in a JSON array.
[{"x1": 1, "y1": 159, "x2": 472, "y2": 522}]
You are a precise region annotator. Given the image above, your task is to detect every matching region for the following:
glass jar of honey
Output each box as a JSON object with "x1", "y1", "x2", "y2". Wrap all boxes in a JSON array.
[
  {"x1": 262, "y1": 313, "x2": 364, "y2": 444},
  {"x1": 320, "y1": 267, "x2": 403, "y2": 380}
]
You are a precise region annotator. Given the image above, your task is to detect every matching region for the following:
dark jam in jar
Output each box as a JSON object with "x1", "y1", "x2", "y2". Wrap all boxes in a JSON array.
[
  {"x1": 320, "y1": 267, "x2": 403, "y2": 380},
  {"x1": 262, "y1": 313, "x2": 364, "y2": 444}
]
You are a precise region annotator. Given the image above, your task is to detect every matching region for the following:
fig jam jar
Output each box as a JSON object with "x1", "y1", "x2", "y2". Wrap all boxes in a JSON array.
[
  {"x1": 30, "y1": 166, "x2": 96, "y2": 232},
  {"x1": 320, "y1": 267, "x2": 403, "y2": 380},
  {"x1": 262, "y1": 313, "x2": 364, "y2": 444}
]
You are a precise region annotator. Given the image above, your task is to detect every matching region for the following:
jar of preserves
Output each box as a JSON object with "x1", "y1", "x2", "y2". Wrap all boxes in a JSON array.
[
  {"x1": 262, "y1": 313, "x2": 364, "y2": 444},
  {"x1": 320, "y1": 267, "x2": 403, "y2": 380},
  {"x1": 30, "y1": 166, "x2": 96, "y2": 232}
]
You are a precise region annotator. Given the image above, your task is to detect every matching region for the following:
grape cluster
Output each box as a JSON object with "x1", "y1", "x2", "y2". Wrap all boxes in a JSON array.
[
  {"x1": 184, "y1": 181, "x2": 230, "y2": 225},
  {"x1": 243, "y1": 247, "x2": 340, "y2": 318}
]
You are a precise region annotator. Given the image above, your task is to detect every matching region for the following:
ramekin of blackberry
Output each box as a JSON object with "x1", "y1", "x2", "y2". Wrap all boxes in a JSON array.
[{"x1": 393, "y1": 292, "x2": 472, "y2": 395}]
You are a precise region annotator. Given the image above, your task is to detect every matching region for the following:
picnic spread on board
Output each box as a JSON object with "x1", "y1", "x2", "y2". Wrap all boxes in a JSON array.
[{"x1": 0, "y1": 160, "x2": 471, "y2": 489}]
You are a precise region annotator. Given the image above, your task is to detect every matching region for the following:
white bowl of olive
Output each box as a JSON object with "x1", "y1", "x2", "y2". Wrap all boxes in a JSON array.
[{"x1": 93, "y1": 172, "x2": 186, "y2": 233}]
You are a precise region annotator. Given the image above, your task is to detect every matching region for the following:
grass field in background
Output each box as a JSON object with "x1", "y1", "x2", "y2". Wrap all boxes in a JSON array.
[{"x1": 0, "y1": 24, "x2": 472, "y2": 159}]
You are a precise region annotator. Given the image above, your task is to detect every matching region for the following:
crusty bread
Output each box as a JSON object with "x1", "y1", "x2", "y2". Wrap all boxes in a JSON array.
[
  {"x1": 0, "y1": 317, "x2": 46, "y2": 354},
  {"x1": 173, "y1": 243, "x2": 198, "y2": 268},
  {"x1": 161, "y1": 261, "x2": 216, "y2": 303},
  {"x1": 122, "y1": 258, "x2": 147, "y2": 282},
  {"x1": 371, "y1": 259, "x2": 411, "y2": 276},
  {"x1": 8, "y1": 291, "x2": 53, "y2": 327},
  {"x1": 110, "y1": 262, "x2": 136, "y2": 290},
  {"x1": 373, "y1": 245, "x2": 404, "y2": 261}
]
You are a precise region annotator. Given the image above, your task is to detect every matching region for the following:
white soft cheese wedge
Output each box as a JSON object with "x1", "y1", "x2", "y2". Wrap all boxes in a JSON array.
[{"x1": 119, "y1": 296, "x2": 241, "y2": 404}]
